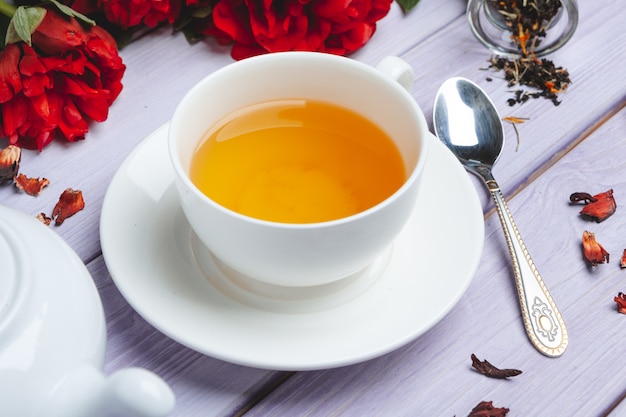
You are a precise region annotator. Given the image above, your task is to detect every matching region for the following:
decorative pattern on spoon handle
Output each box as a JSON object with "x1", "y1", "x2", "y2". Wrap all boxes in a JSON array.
[{"x1": 487, "y1": 180, "x2": 568, "y2": 357}]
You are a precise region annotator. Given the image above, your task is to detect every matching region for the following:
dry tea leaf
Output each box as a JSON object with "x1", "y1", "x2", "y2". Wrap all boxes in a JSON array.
[
  {"x1": 0, "y1": 145, "x2": 21, "y2": 183},
  {"x1": 489, "y1": 0, "x2": 562, "y2": 56},
  {"x1": 489, "y1": 56, "x2": 570, "y2": 106},
  {"x1": 582, "y1": 230, "x2": 609, "y2": 266},
  {"x1": 470, "y1": 354, "x2": 522, "y2": 379},
  {"x1": 14, "y1": 173, "x2": 50, "y2": 196},
  {"x1": 52, "y1": 188, "x2": 85, "y2": 225}
]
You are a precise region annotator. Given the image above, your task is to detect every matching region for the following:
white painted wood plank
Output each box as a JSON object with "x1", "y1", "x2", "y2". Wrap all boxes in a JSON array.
[
  {"x1": 88, "y1": 255, "x2": 288, "y2": 416},
  {"x1": 608, "y1": 393, "x2": 626, "y2": 417},
  {"x1": 241, "y1": 101, "x2": 626, "y2": 416}
]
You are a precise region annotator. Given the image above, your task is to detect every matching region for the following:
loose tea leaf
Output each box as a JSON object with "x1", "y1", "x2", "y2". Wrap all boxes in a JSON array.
[
  {"x1": 488, "y1": 56, "x2": 571, "y2": 106},
  {"x1": 484, "y1": 0, "x2": 571, "y2": 106},
  {"x1": 470, "y1": 354, "x2": 522, "y2": 379},
  {"x1": 467, "y1": 400, "x2": 510, "y2": 417},
  {"x1": 487, "y1": 0, "x2": 562, "y2": 56},
  {"x1": 582, "y1": 230, "x2": 609, "y2": 266}
]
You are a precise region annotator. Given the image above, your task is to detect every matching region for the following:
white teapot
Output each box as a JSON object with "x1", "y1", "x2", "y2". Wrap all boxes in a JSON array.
[{"x1": 0, "y1": 204, "x2": 175, "y2": 417}]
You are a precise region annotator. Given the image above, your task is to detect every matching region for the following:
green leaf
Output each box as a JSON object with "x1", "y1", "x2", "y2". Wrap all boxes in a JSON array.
[
  {"x1": 395, "y1": 0, "x2": 421, "y2": 13},
  {"x1": 181, "y1": 28, "x2": 206, "y2": 44},
  {"x1": 191, "y1": 5, "x2": 213, "y2": 19},
  {"x1": 49, "y1": 0, "x2": 96, "y2": 26},
  {"x1": 5, "y1": 6, "x2": 46, "y2": 46}
]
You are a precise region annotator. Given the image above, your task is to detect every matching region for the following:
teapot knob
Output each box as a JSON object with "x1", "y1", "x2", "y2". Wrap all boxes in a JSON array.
[
  {"x1": 101, "y1": 367, "x2": 175, "y2": 417},
  {"x1": 49, "y1": 366, "x2": 175, "y2": 417}
]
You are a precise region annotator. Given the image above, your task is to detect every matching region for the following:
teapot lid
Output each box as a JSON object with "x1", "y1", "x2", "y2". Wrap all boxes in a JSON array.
[
  {"x1": 0, "y1": 204, "x2": 106, "y2": 415},
  {"x1": 0, "y1": 204, "x2": 174, "y2": 417},
  {"x1": 0, "y1": 212, "x2": 31, "y2": 334}
]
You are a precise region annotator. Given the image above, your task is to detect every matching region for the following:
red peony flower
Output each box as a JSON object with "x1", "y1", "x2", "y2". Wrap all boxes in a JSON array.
[
  {"x1": 204, "y1": 0, "x2": 393, "y2": 60},
  {"x1": 0, "y1": 6, "x2": 126, "y2": 150},
  {"x1": 61, "y1": 0, "x2": 212, "y2": 30},
  {"x1": 97, "y1": 0, "x2": 183, "y2": 29}
]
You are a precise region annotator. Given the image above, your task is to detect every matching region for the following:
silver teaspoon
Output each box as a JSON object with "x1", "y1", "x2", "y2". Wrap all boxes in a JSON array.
[{"x1": 433, "y1": 77, "x2": 567, "y2": 357}]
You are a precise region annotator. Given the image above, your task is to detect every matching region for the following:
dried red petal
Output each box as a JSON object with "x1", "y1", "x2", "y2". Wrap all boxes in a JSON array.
[
  {"x1": 621, "y1": 250, "x2": 626, "y2": 269},
  {"x1": 52, "y1": 188, "x2": 85, "y2": 225},
  {"x1": 582, "y1": 230, "x2": 609, "y2": 266},
  {"x1": 615, "y1": 293, "x2": 626, "y2": 314},
  {"x1": 0, "y1": 145, "x2": 21, "y2": 183},
  {"x1": 37, "y1": 212, "x2": 51, "y2": 226},
  {"x1": 569, "y1": 192, "x2": 596, "y2": 204},
  {"x1": 470, "y1": 354, "x2": 522, "y2": 379},
  {"x1": 572, "y1": 189, "x2": 616, "y2": 222},
  {"x1": 467, "y1": 401, "x2": 510, "y2": 417},
  {"x1": 14, "y1": 173, "x2": 50, "y2": 196}
]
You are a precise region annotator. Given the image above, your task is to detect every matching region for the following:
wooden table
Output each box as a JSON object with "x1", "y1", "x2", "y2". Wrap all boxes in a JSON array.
[{"x1": 3, "y1": 0, "x2": 625, "y2": 415}]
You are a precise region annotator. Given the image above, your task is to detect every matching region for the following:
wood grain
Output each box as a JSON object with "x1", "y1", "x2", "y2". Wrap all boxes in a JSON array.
[{"x1": 1, "y1": 0, "x2": 625, "y2": 415}]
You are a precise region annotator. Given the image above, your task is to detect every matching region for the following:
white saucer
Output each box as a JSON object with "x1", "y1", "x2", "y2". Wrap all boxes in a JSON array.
[{"x1": 100, "y1": 123, "x2": 484, "y2": 371}]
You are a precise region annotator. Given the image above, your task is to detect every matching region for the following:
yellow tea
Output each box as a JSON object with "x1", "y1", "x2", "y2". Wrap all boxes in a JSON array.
[{"x1": 190, "y1": 99, "x2": 406, "y2": 223}]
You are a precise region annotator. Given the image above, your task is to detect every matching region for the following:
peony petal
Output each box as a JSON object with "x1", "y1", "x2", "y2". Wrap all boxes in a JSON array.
[
  {"x1": 74, "y1": 94, "x2": 110, "y2": 121},
  {"x1": 0, "y1": 44, "x2": 23, "y2": 103},
  {"x1": 2, "y1": 96, "x2": 29, "y2": 140},
  {"x1": 213, "y1": 1, "x2": 256, "y2": 43},
  {"x1": 41, "y1": 53, "x2": 87, "y2": 76},
  {"x1": 18, "y1": 46, "x2": 47, "y2": 76},
  {"x1": 31, "y1": 9, "x2": 85, "y2": 53},
  {"x1": 29, "y1": 93, "x2": 51, "y2": 120},
  {"x1": 59, "y1": 99, "x2": 89, "y2": 141},
  {"x1": 340, "y1": 22, "x2": 374, "y2": 51}
]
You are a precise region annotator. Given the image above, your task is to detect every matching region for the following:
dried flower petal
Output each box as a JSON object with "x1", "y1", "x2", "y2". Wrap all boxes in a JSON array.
[
  {"x1": 570, "y1": 189, "x2": 616, "y2": 222},
  {"x1": 52, "y1": 188, "x2": 85, "y2": 225},
  {"x1": 37, "y1": 212, "x2": 52, "y2": 226},
  {"x1": 621, "y1": 250, "x2": 626, "y2": 269},
  {"x1": 471, "y1": 354, "x2": 522, "y2": 379},
  {"x1": 0, "y1": 145, "x2": 21, "y2": 183},
  {"x1": 615, "y1": 293, "x2": 626, "y2": 314},
  {"x1": 582, "y1": 231, "x2": 609, "y2": 266},
  {"x1": 502, "y1": 116, "x2": 529, "y2": 151},
  {"x1": 14, "y1": 173, "x2": 50, "y2": 196},
  {"x1": 569, "y1": 192, "x2": 597, "y2": 204},
  {"x1": 467, "y1": 401, "x2": 510, "y2": 417}
]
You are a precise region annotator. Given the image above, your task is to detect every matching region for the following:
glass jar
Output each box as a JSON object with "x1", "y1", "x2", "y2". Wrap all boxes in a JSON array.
[{"x1": 467, "y1": 0, "x2": 578, "y2": 57}]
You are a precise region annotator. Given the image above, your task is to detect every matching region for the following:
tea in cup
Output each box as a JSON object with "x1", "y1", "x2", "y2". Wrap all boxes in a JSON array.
[{"x1": 169, "y1": 52, "x2": 429, "y2": 287}]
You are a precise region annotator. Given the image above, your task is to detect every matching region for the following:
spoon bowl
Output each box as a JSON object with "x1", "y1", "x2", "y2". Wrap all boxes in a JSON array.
[
  {"x1": 434, "y1": 78, "x2": 502, "y2": 169},
  {"x1": 433, "y1": 77, "x2": 568, "y2": 357}
]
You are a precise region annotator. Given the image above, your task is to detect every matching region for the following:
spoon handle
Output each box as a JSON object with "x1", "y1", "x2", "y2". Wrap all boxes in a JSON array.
[{"x1": 487, "y1": 179, "x2": 568, "y2": 357}]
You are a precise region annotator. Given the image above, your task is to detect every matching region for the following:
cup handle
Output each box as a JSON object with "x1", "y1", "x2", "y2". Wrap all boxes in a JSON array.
[{"x1": 375, "y1": 56, "x2": 414, "y2": 92}]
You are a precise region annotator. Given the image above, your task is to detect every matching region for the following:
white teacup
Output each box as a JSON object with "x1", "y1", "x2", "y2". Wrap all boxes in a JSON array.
[{"x1": 169, "y1": 52, "x2": 429, "y2": 287}]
